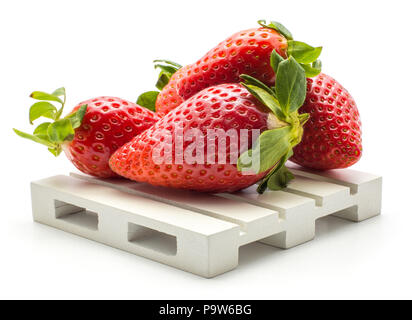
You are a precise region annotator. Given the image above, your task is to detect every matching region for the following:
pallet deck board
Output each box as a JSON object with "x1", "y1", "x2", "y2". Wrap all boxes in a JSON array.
[
  {"x1": 31, "y1": 165, "x2": 382, "y2": 278},
  {"x1": 70, "y1": 172, "x2": 280, "y2": 227},
  {"x1": 70, "y1": 172, "x2": 282, "y2": 246},
  {"x1": 34, "y1": 176, "x2": 240, "y2": 235}
]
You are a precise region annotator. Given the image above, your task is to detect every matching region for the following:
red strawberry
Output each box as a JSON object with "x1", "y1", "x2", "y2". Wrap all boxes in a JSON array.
[
  {"x1": 64, "y1": 97, "x2": 159, "y2": 177},
  {"x1": 177, "y1": 28, "x2": 287, "y2": 98},
  {"x1": 290, "y1": 73, "x2": 362, "y2": 169},
  {"x1": 14, "y1": 88, "x2": 159, "y2": 177},
  {"x1": 155, "y1": 27, "x2": 287, "y2": 116},
  {"x1": 138, "y1": 21, "x2": 322, "y2": 117},
  {"x1": 111, "y1": 57, "x2": 309, "y2": 193},
  {"x1": 111, "y1": 83, "x2": 268, "y2": 192}
]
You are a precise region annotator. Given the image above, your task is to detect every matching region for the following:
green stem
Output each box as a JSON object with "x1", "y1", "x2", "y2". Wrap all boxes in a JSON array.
[{"x1": 55, "y1": 92, "x2": 66, "y2": 120}]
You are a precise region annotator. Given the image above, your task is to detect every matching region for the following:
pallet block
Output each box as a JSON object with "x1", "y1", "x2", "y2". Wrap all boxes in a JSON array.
[{"x1": 31, "y1": 164, "x2": 382, "y2": 278}]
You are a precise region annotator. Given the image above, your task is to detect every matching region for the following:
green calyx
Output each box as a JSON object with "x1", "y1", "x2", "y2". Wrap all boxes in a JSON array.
[
  {"x1": 153, "y1": 60, "x2": 182, "y2": 90},
  {"x1": 13, "y1": 87, "x2": 87, "y2": 156},
  {"x1": 136, "y1": 91, "x2": 159, "y2": 112},
  {"x1": 237, "y1": 55, "x2": 309, "y2": 193},
  {"x1": 137, "y1": 59, "x2": 182, "y2": 111},
  {"x1": 235, "y1": 20, "x2": 325, "y2": 193},
  {"x1": 258, "y1": 20, "x2": 323, "y2": 78}
]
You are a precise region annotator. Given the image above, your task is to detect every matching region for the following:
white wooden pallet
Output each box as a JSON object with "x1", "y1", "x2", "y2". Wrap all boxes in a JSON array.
[{"x1": 31, "y1": 164, "x2": 382, "y2": 278}]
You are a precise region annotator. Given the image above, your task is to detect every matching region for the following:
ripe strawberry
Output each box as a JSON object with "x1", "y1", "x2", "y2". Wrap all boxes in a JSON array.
[
  {"x1": 111, "y1": 84, "x2": 267, "y2": 192},
  {"x1": 290, "y1": 73, "x2": 362, "y2": 169},
  {"x1": 177, "y1": 28, "x2": 287, "y2": 96},
  {"x1": 138, "y1": 20, "x2": 322, "y2": 117},
  {"x1": 111, "y1": 57, "x2": 309, "y2": 193},
  {"x1": 14, "y1": 88, "x2": 159, "y2": 177},
  {"x1": 154, "y1": 26, "x2": 287, "y2": 117}
]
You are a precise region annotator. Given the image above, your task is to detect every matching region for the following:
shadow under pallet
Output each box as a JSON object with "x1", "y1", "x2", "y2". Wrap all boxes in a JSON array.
[{"x1": 31, "y1": 163, "x2": 382, "y2": 278}]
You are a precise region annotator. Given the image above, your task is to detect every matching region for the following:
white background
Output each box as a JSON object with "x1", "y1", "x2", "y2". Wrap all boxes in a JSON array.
[{"x1": 1, "y1": 0, "x2": 411, "y2": 299}]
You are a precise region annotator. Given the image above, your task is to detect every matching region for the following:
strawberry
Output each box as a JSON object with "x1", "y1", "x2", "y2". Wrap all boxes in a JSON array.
[
  {"x1": 138, "y1": 20, "x2": 322, "y2": 116},
  {"x1": 14, "y1": 88, "x2": 159, "y2": 177},
  {"x1": 290, "y1": 73, "x2": 362, "y2": 169},
  {"x1": 111, "y1": 57, "x2": 309, "y2": 193},
  {"x1": 111, "y1": 83, "x2": 269, "y2": 192},
  {"x1": 174, "y1": 27, "x2": 287, "y2": 99}
]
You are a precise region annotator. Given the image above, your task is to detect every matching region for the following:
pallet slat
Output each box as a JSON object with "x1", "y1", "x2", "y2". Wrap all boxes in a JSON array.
[
  {"x1": 287, "y1": 162, "x2": 381, "y2": 195},
  {"x1": 285, "y1": 176, "x2": 350, "y2": 206}
]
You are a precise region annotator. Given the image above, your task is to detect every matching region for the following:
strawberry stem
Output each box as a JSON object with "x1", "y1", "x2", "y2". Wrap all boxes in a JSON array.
[
  {"x1": 259, "y1": 20, "x2": 323, "y2": 78},
  {"x1": 238, "y1": 55, "x2": 308, "y2": 192},
  {"x1": 137, "y1": 59, "x2": 183, "y2": 111},
  {"x1": 13, "y1": 87, "x2": 87, "y2": 157}
]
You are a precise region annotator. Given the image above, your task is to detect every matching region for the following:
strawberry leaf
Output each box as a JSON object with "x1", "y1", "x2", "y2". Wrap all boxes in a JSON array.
[
  {"x1": 238, "y1": 126, "x2": 292, "y2": 174},
  {"x1": 240, "y1": 74, "x2": 276, "y2": 96},
  {"x1": 313, "y1": 60, "x2": 322, "y2": 69},
  {"x1": 258, "y1": 20, "x2": 293, "y2": 40},
  {"x1": 33, "y1": 122, "x2": 51, "y2": 135},
  {"x1": 137, "y1": 91, "x2": 159, "y2": 112},
  {"x1": 270, "y1": 50, "x2": 285, "y2": 74},
  {"x1": 33, "y1": 122, "x2": 52, "y2": 140},
  {"x1": 52, "y1": 87, "x2": 66, "y2": 97},
  {"x1": 154, "y1": 64, "x2": 180, "y2": 75},
  {"x1": 13, "y1": 128, "x2": 54, "y2": 148},
  {"x1": 153, "y1": 59, "x2": 182, "y2": 90},
  {"x1": 256, "y1": 149, "x2": 293, "y2": 194},
  {"x1": 30, "y1": 91, "x2": 63, "y2": 104},
  {"x1": 66, "y1": 104, "x2": 87, "y2": 129},
  {"x1": 267, "y1": 165, "x2": 295, "y2": 191},
  {"x1": 301, "y1": 62, "x2": 322, "y2": 78},
  {"x1": 156, "y1": 74, "x2": 172, "y2": 91},
  {"x1": 275, "y1": 57, "x2": 307, "y2": 114},
  {"x1": 47, "y1": 118, "x2": 74, "y2": 143},
  {"x1": 48, "y1": 147, "x2": 62, "y2": 157},
  {"x1": 241, "y1": 83, "x2": 285, "y2": 121},
  {"x1": 287, "y1": 41, "x2": 322, "y2": 64},
  {"x1": 153, "y1": 59, "x2": 182, "y2": 69},
  {"x1": 29, "y1": 102, "x2": 57, "y2": 124}
]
